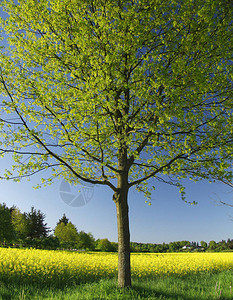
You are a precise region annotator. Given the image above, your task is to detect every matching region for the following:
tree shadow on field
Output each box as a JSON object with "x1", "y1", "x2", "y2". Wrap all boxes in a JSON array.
[
  {"x1": 0, "y1": 276, "x2": 103, "y2": 300},
  {"x1": 0, "y1": 279, "x2": 215, "y2": 300},
  {"x1": 129, "y1": 285, "x2": 195, "y2": 300},
  {"x1": 128, "y1": 272, "x2": 233, "y2": 300},
  {"x1": 1, "y1": 273, "x2": 233, "y2": 300}
]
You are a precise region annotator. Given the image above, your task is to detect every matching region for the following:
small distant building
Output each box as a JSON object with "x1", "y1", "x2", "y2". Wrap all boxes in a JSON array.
[{"x1": 182, "y1": 246, "x2": 191, "y2": 250}]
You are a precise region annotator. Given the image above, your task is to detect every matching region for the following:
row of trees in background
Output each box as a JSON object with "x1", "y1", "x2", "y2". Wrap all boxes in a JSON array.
[
  {"x1": 131, "y1": 239, "x2": 233, "y2": 253},
  {"x1": 0, "y1": 203, "x2": 115, "y2": 251},
  {"x1": 1, "y1": 202, "x2": 233, "y2": 253},
  {"x1": 0, "y1": 203, "x2": 50, "y2": 245}
]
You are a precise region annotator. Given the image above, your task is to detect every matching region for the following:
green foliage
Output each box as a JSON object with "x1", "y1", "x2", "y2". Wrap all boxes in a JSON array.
[
  {"x1": 200, "y1": 241, "x2": 208, "y2": 249},
  {"x1": 208, "y1": 240, "x2": 217, "y2": 251},
  {"x1": 25, "y1": 206, "x2": 50, "y2": 239},
  {"x1": 97, "y1": 238, "x2": 115, "y2": 252},
  {"x1": 130, "y1": 239, "x2": 233, "y2": 253},
  {"x1": 0, "y1": 203, "x2": 15, "y2": 242},
  {"x1": 54, "y1": 221, "x2": 78, "y2": 249},
  {"x1": 11, "y1": 207, "x2": 28, "y2": 241},
  {"x1": 76, "y1": 231, "x2": 95, "y2": 250},
  {"x1": 30, "y1": 236, "x2": 60, "y2": 250},
  {"x1": 54, "y1": 215, "x2": 96, "y2": 250},
  {"x1": 0, "y1": 203, "x2": 95, "y2": 249},
  {"x1": 0, "y1": 0, "x2": 231, "y2": 200},
  {"x1": 57, "y1": 214, "x2": 69, "y2": 226}
]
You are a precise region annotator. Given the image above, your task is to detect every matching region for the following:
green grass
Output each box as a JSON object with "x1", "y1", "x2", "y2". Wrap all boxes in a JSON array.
[{"x1": 1, "y1": 271, "x2": 233, "y2": 300}]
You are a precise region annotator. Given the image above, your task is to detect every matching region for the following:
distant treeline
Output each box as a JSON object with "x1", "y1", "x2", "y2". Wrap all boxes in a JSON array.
[
  {"x1": 1, "y1": 203, "x2": 232, "y2": 252},
  {"x1": 130, "y1": 239, "x2": 233, "y2": 253}
]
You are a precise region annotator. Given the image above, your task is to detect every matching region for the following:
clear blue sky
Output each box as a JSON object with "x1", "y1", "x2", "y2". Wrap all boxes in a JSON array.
[{"x1": 0, "y1": 154, "x2": 232, "y2": 244}]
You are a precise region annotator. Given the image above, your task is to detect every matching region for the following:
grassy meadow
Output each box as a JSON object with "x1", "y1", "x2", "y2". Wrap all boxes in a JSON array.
[{"x1": 0, "y1": 248, "x2": 233, "y2": 299}]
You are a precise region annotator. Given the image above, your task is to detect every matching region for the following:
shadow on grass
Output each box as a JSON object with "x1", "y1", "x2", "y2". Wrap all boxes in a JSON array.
[
  {"x1": 1, "y1": 272, "x2": 233, "y2": 300},
  {"x1": 0, "y1": 279, "x2": 215, "y2": 300}
]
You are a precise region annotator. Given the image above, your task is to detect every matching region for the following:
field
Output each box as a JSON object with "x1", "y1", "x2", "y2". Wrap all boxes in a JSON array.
[{"x1": 1, "y1": 248, "x2": 233, "y2": 299}]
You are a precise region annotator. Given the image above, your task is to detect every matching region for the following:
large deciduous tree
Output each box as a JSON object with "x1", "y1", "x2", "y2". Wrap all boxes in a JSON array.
[{"x1": 0, "y1": 0, "x2": 232, "y2": 287}]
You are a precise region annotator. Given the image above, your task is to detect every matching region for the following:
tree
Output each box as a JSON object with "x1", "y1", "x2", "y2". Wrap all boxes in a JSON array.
[
  {"x1": 25, "y1": 207, "x2": 50, "y2": 239},
  {"x1": 216, "y1": 240, "x2": 227, "y2": 251},
  {"x1": 97, "y1": 238, "x2": 114, "y2": 252},
  {"x1": 200, "y1": 241, "x2": 207, "y2": 249},
  {"x1": 11, "y1": 207, "x2": 28, "y2": 241},
  {"x1": 111, "y1": 242, "x2": 118, "y2": 252},
  {"x1": 208, "y1": 240, "x2": 217, "y2": 251},
  {"x1": 169, "y1": 242, "x2": 180, "y2": 252},
  {"x1": 226, "y1": 239, "x2": 233, "y2": 250},
  {"x1": 57, "y1": 214, "x2": 69, "y2": 226},
  {"x1": 54, "y1": 221, "x2": 78, "y2": 248},
  {"x1": 0, "y1": 203, "x2": 15, "y2": 243},
  {"x1": 0, "y1": 0, "x2": 232, "y2": 287},
  {"x1": 76, "y1": 231, "x2": 95, "y2": 250},
  {"x1": 37, "y1": 236, "x2": 60, "y2": 250}
]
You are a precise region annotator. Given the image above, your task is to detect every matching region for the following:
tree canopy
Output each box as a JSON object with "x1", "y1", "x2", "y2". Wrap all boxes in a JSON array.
[
  {"x1": 0, "y1": 0, "x2": 232, "y2": 193},
  {"x1": 0, "y1": 0, "x2": 232, "y2": 287}
]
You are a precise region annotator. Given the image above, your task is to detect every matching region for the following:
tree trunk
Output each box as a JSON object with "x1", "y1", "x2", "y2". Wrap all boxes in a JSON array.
[{"x1": 113, "y1": 183, "x2": 131, "y2": 288}]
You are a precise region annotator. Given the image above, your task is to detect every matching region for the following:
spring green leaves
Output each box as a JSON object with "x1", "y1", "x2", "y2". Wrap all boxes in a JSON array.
[{"x1": 0, "y1": 0, "x2": 232, "y2": 199}]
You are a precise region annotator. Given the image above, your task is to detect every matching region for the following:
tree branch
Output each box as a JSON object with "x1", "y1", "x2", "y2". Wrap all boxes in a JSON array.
[
  {"x1": 129, "y1": 153, "x2": 184, "y2": 188},
  {"x1": 0, "y1": 74, "x2": 117, "y2": 192}
]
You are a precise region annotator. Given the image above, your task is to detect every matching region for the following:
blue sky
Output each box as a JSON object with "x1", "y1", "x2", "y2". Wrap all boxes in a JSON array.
[{"x1": 0, "y1": 155, "x2": 232, "y2": 244}]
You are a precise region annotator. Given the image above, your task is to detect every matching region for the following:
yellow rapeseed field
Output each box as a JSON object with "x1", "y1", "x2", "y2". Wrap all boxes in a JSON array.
[{"x1": 0, "y1": 248, "x2": 233, "y2": 285}]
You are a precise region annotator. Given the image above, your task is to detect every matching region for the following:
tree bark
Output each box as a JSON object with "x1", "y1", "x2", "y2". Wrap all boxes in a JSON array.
[{"x1": 113, "y1": 180, "x2": 131, "y2": 288}]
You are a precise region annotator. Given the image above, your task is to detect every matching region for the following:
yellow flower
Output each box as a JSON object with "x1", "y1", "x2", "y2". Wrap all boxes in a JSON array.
[{"x1": 0, "y1": 248, "x2": 233, "y2": 283}]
